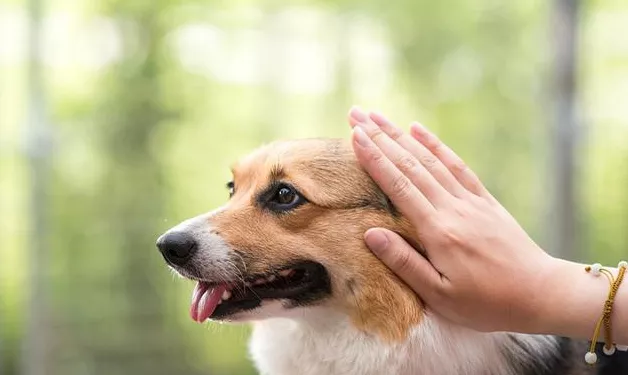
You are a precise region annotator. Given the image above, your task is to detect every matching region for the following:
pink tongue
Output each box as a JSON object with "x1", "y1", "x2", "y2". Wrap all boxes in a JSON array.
[{"x1": 190, "y1": 282, "x2": 227, "y2": 323}]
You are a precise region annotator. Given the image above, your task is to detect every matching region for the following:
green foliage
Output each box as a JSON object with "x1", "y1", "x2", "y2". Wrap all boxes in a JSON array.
[{"x1": 1, "y1": 0, "x2": 628, "y2": 374}]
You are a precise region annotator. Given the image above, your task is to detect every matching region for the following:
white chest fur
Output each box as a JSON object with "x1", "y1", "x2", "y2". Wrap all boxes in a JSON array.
[{"x1": 248, "y1": 310, "x2": 559, "y2": 375}]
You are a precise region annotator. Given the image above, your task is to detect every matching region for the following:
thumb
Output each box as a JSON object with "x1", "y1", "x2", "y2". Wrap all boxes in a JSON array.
[{"x1": 364, "y1": 228, "x2": 443, "y2": 299}]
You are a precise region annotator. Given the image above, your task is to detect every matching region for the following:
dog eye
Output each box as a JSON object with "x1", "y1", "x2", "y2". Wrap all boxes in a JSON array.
[
  {"x1": 276, "y1": 187, "x2": 296, "y2": 205},
  {"x1": 267, "y1": 184, "x2": 305, "y2": 211},
  {"x1": 226, "y1": 181, "x2": 235, "y2": 198}
]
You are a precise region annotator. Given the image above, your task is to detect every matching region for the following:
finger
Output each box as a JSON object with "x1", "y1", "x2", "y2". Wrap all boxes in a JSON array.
[
  {"x1": 353, "y1": 119, "x2": 451, "y2": 207},
  {"x1": 352, "y1": 126, "x2": 436, "y2": 222},
  {"x1": 348, "y1": 105, "x2": 367, "y2": 128},
  {"x1": 369, "y1": 111, "x2": 466, "y2": 198},
  {"x1": 351, "y1": 107, "x2": 452, "y2": 204},
  {"x1": 365, "y1": 228, "x2": 443, "y2": 299},
  {"x1": 348, "y1": 116, "x2": 361, "y2": 128},
  {"x1": 410, "y1": 123, "x2": 490, "y2": 198}
]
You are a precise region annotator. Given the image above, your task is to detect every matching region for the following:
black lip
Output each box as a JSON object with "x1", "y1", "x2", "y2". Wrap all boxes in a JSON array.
[{"x1": 211, "y1": 261, "x2": 331, "y2": 319}]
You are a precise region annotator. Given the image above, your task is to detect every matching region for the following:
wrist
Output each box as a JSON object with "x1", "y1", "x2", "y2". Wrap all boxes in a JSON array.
[
  {"x1": 499, "y1": 254, "x2": 564, "y2": 334},
  {"x1": 532, "y1": 258, "x2": 622, "y2": 341}
]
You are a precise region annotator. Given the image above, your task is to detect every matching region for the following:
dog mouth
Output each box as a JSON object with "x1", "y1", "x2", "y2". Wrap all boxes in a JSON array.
[{"x1": 190, "y1": 261, "x2": 331, "y2": 322}]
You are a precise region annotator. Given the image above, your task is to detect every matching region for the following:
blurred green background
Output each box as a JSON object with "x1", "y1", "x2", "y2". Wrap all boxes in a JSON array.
[{"x1": 1, "y1": 0, "x2": 628, "y2": 374}]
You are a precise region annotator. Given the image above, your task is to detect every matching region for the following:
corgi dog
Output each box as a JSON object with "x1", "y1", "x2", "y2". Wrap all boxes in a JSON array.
[{"x1": 157, "y1": 138, "x2": 618, "y2": 375}]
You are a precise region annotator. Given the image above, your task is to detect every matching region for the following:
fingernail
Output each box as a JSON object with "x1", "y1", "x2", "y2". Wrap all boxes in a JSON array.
[
  {"x1": 349, "y1": 105, "x2": 368, "y2": 122},
  {"x1": 370, "y1": 111, "x2": 386, "y2": 122},
  {"x1": 353, "y1": 126, "x2": 370, "y2": 147},
  {"x1": 410, "y1": 123, "x2": 428, "y2": 140},
  {"x1": 411, "y1": 122, "x2": 429, "y2": 133},
  {"x1": 365, "y1": 229, "x2": 389, "y2": 254}
]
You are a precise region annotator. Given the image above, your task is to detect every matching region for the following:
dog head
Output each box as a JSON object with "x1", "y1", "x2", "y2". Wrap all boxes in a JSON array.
[{"x1": 157, "y1": 138, "x2": 423, "y2": 341}]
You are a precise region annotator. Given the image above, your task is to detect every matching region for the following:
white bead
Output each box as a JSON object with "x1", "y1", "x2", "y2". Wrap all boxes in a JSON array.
[
  {"x1": 603, "y1": 345, "x2": 616, "y2": 356},
  {"x1": 585, "y1": 351, "x2": 597, "y2": 364},
  {"x1": 590, "y1": 263, "x2": 602, "y2": 276},
  {"x1": 619, "y1": 261, "x2": 628, "y2": 269},
  {"x1": 617, "y1": 345, "x2": 628, "y2": 352}
]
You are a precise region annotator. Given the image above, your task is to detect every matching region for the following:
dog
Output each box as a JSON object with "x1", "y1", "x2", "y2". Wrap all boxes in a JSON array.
[{"x1": 156, "y1": 138, "x2": 624, "y2": 375}]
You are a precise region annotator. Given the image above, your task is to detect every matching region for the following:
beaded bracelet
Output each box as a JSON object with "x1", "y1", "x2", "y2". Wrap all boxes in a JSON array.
[{"x1": 583, "y1": 260, "x2": 627, "y2": 365}]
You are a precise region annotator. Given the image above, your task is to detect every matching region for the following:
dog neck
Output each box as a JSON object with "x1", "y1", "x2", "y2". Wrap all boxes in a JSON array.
[
  {"x1": 341, "y1": 270, "x2": 424, "y2": 343},
  {"x1": 249, "y1": 307, "x2": 562, "y2": 375}
]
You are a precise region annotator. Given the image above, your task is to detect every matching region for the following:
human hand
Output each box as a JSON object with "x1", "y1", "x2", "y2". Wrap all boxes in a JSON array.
[{"x1": 346, "y1": 107, "x2": 560, "y2": 334}]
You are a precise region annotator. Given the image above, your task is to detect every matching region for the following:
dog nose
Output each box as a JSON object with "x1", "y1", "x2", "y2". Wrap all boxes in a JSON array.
[{"x1": 156, "y1": 231, "x2": 197, "y2": 266}]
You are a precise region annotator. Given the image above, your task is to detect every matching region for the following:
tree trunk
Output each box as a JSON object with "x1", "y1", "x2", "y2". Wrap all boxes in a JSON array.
[
  {"x1": 549, "y1": 0, "x2": 581, "y2": 260},
  {"x1": 21, "y1": 0, "x2": 51, "y2": 371}
]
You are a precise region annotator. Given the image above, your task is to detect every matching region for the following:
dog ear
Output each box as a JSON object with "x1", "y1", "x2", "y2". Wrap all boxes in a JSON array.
[
  {"x1": 371, "y1": 188, "x2": 400, "y2": 218},
  {"x1": 372, "y1": 188, "x2": 426, "y2": 256}
]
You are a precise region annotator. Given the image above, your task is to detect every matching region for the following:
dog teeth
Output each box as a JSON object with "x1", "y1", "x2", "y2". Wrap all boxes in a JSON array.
[
  {"x1": 244, "y1": 271, "x2": 294, "y2": 288},
  {"x1": 221, "y1": 290, "x2": 232, "y2": 301}
]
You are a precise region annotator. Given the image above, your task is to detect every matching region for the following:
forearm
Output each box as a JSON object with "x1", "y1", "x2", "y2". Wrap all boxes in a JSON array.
[{"x1": 531, "y1": 258, "x2": 628, "y2": 345}]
